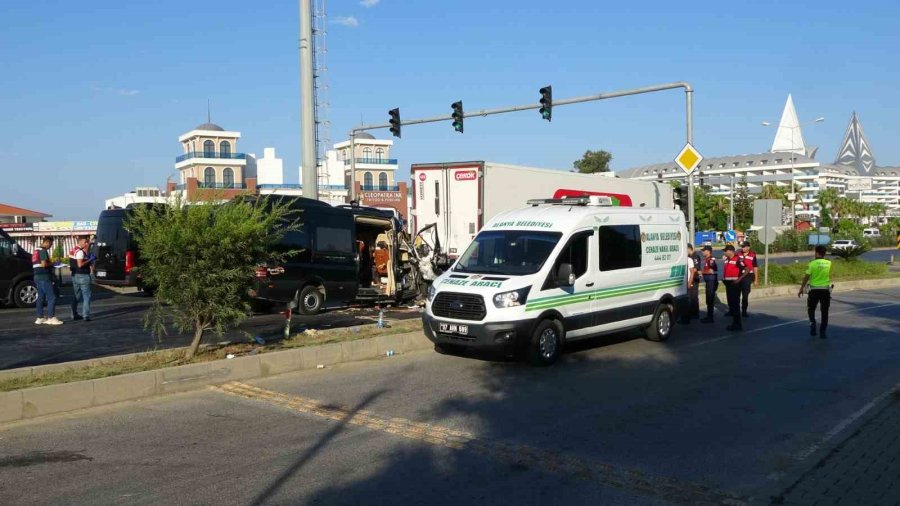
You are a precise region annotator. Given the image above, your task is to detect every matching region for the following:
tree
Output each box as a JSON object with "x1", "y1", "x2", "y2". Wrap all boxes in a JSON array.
[
  {"x1": 733, "y1": 177, "x2": 753, "y2": 231},
  {"x1": 817, "y1": 188, "x2": 840, "y2": 227},
  {"x1": 573, "y1": 150, "x2": 613, "y2": 174},
  {"x1": 127, "y1": 196, "x2": 300, "y2": 360},
  {"x1": 758, "y1": 184, "x2": 786, "y2": 202}
]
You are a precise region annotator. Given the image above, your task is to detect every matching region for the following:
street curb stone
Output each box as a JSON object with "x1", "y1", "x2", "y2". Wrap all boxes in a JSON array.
[{"x1": 0, "y1": 330, "x2": 431, "y2": 424}]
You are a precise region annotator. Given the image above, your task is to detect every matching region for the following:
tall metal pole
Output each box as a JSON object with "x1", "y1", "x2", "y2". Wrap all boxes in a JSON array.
[
  {"x1": 685, "y1": 88, "x2": 695, "y2": 243},
  {"x1": 729, "y1": 175, "x2": 735, "y2": 231},
  {"x1": 299, "y1": 0, "x2": 318, "y2": 199},
  {"x1": 349, "y1": 132, "x2": 356, "y2": 203}
]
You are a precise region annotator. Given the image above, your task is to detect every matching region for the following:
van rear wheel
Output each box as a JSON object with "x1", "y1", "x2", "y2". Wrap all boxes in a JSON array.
[
  {"x1": 645, "y1": 303, "x2": 673, "y2": 342},
  {"x1": 297, "y1": 285, "x2": 324, "y2": 315},
  {"x1": 527, "y1": 319, "x2": 564, "y2": 366},
  {"x1": 14, "y1": 280, "x2": 38, "y2": 308}
]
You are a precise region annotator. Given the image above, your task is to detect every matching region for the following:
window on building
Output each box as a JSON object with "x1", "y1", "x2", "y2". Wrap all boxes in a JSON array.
[
  {"x1": 204, "y1": 167, "x2": 215, "y2": 186},
  {"x1": 364, "y1": 172, "x2": 373, "y2": 188},
  {"x1": 220, "y1": 141, "x2": 231, "y2": 157},
  {"x1": 598, "y1": 225, "x2": 641, "y2": 271},
  {"x1": 375, "y1": 148, "x2": 384, "y2": 161},
  {"x1": 363, "y1": 147, "x2": 372, "y2": 160},
  {"x1": 204, "y1": 140, "x2": 215, "y2": 157},
  {"x1": 378, "y1": 172, "x2": 388, "y2": 190},
  {"x1": 544, "y1": 231, "x2": 591, "y2": 289},
  {"x1": 223, "y1": 168, "x2": 234, "y2": 188}
]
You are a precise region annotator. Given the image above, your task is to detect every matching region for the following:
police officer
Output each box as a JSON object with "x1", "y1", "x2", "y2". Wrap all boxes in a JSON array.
[
  {"x1": 738, "y1": 240, "x2": 758, "y2": 317},
  {"x1": 700, "y1": 245, "x2": 718, "y2": 323},
  {"x1": 798, "y1": 245, "x2": 832, "y2": 339},
  {"x1": 722, "y1": 245, "x2": 752, "y2": 331},
  {"x1": 681, "y1": 244, "x2": 703, "y2": 324}
]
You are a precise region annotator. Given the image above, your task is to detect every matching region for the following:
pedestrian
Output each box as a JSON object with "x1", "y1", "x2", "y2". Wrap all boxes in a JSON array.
[
  {"x1": 681, "y1": 244, "x2": 702, "y2": 324},
  {"x1": 722, "y1": 244, "x2": 752, "y2": 331},
  {"x1": 798, "y1": 245, "x2": 832, "y2": 339},
  {"x1": 738, "y1": 240, "x2": 758, "y2": 317},
  {"x1": 700, "y1": 245, "x2": 718, "y2": 323},
  {"x1": 33, "y1": 237, "x2": 63, "y2": 325},
  {"x1": 69, "y1": 236, "x2": 93, "y2": 321}
]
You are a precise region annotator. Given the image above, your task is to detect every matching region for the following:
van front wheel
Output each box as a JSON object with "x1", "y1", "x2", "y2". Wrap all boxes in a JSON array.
[
  {"x1": 645, "y1": 303, "x2": 673, "y2": 342},
  {"x1": 527, "y1": 319, "x2": 564, "y2": 366},
  {"x1": 297, "y1": 285, "x2": 324, "y2": 315}
]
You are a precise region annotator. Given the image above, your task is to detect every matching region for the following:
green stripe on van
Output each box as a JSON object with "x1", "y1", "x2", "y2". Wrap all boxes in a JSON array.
[{"x1": 525, "y1": 276, "x2": 683, "y2": 312}]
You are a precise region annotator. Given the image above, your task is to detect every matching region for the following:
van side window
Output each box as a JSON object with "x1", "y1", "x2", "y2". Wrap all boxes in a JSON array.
[
  {"x1": 545, "y1": 231, "x2": 590, "y2": 289},
  {"x1": 598, "y1": 225, "x2": 641, "y2": 271},
  {"x1": 0, "y1": 237, "x2": 11, "y2": 256},
  {"x1": 316, "y1": 227, "x2": 353, "y2": 254}
]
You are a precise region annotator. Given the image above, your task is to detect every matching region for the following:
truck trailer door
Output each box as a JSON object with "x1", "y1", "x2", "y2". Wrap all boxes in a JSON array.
[{"x1": 412, "y1": 164, "x2": 482, "y2": 260}]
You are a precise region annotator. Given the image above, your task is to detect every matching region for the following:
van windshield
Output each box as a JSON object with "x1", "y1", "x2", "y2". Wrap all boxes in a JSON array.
[{"x1": 454, "y1": 230, "x2": 562, "y2": 276}]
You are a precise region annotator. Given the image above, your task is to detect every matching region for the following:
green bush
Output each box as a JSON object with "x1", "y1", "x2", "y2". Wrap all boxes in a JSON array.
[{"x1": 764, "y1": 259, "x2": 888, "y2": 285}]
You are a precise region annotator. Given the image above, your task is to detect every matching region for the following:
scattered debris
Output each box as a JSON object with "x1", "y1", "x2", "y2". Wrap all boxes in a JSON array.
[
  {"x1": 226, "y1": 354, "x2": 236, "y2": 359},
  {"x1": 385, "y1": 350, "x2": 396, "y2": 357},
  {"x1": 254, "y1": 335, "x2": 266, "y2": 345},
  {"x1": 316, "y1": 364, "x2": 325, "y2": 369}
]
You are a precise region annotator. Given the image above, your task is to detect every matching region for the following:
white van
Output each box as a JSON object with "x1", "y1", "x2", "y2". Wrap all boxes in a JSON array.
[
  {"x1": 423, "y1": 197, "x2": 690, "y2": 366},
  {"x1": 863, "y1": 228, "x2": 881, "y2": 238}
]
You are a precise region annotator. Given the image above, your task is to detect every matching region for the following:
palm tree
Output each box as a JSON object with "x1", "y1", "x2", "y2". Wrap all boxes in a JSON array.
[{"x1": 816, "y1": 188, "x2": 840, "y2": 225}]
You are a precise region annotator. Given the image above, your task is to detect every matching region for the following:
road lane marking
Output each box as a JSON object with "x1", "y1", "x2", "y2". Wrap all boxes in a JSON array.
[
  {"x1": 211, "y1": 381, "x2": 747, "y2": 505},
  {"x1": 685, "y1": 302, "x2": 899, "y2": 348}
]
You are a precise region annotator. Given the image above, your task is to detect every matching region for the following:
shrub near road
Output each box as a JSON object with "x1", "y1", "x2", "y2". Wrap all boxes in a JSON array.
[
  {"x1": 766, "y1": 259, "x2": 889, "y2": 285},
  {"x1": 127, "y1": 196, "x2": 300, "y2": 359}
]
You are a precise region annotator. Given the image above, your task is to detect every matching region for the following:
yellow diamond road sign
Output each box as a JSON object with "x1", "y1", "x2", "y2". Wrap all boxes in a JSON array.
[{"x1": 675, "y1": 143, "x2": 702, "y2": 175}]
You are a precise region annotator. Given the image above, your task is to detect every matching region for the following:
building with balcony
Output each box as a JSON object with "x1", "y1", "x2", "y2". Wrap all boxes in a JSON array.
[
  {"x1": 618, "y1": 96, "x2": 900, "y2": 225},
  {"x1": 104, "y1": 187, "x2": 168, "y2": 209},
  {"x1": 172, "y1": 121, "x2": 257, "y2": 201}
]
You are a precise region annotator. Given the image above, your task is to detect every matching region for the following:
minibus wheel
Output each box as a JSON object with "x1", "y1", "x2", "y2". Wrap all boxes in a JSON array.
[
  {"x1": 527, "y1": 319, "x2": 563, "y2": 366},
  {"x1": 297, "y1": 285, "x2": 324, "y2": 315},
  {"x1": 645, "y1": 303, "x2": 673, "y2": 342}
]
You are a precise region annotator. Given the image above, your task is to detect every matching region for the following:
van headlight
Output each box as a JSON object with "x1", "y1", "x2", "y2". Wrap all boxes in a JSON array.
[
  {"x1": 427, "y1": 284, "x2": 436, "y2": 301},
  {"x1": 493, "y1": 287, "x2": 530, "y2": 308}
]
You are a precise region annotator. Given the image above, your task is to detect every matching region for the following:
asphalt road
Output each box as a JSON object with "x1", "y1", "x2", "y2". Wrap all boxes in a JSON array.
[
  {"x1": 1, "y1": 287, "x2": 898, "y2": 505},
  {"x1": 0, "y1": 286, "x2": 420, "y2": 371}
]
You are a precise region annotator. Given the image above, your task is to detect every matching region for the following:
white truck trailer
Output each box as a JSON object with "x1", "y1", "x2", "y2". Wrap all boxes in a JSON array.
[{"x1": 410, "y1": 161, "x2": 674, "y2": 259}]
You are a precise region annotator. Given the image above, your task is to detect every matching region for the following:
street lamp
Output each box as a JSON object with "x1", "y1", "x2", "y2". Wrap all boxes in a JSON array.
[{"x1": 761, "y1": 117, "x2": 824, "y2": 229}]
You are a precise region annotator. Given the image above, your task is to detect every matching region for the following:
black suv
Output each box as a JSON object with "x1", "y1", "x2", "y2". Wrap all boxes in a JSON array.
[
  {"x1": 93, "y1": 208, "x2": 152, "y2": 293},
  {"x1": 0, "y1": 229, "x2": 37, "y2": 307}
]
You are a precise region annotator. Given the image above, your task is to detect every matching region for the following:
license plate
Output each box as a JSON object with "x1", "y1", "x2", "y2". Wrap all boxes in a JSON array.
[
  {"x1": 96, "y1": 271, "x2": 106, "y2": 277},
  {"x1": 439, "y1": 323, "x2": 468, "y2": 335}
]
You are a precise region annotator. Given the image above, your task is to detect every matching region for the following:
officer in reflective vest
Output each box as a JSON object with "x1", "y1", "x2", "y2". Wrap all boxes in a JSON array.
[
  {"x1": 722, "y1": 245, "x2": 753, "y2": 331},
  {"x1": 798, "y1": 245, "x2": 832, "y2": 339},
  {"x1": 735, "y1": 241, "x2": 758, "y2": 317},
  {"x1": 700, "y1": 245, "x2": 718, "y2": 323}
]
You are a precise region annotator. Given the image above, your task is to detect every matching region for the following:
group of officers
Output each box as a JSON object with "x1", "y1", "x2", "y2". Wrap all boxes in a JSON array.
[{"x1": 682, "y1": 240, "x2": 833, "y2": 337}]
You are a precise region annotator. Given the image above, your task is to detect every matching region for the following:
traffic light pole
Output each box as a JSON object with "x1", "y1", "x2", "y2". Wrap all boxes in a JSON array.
[{"x1": 349, "y1": 82, "x2": 695, "y2": 229}]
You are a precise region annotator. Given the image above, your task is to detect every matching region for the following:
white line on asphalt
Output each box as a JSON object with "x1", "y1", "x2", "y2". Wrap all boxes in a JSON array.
[
  {"x1": 685, "y1": 302, "x2": 900, "y2": 348},
  {"x1": 792, "y1": 379, "x2": 900, "y2": 462}
]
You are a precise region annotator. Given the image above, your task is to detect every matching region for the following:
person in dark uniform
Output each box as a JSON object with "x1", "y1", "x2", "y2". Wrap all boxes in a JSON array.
[
  {"x1": 681, "y1": 244, "x2": 703, "y2": 324},
  {"x1": 700, "y1": 245, "x2": 718, "y2": 323},
  {"x1": 738, "y1": 240, "x2": 758, "y2": 317},
  {"x1": 722, "y1": 245, "x2": 752, "y2": 331}
]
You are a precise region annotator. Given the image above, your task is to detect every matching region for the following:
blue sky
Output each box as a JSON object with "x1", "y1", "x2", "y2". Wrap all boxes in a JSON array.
[{"x1": 1, "y1": 0, "x2": 898, "y2": 220}]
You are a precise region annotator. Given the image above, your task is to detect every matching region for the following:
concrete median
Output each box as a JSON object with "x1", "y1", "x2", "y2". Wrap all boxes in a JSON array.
[{"x1": 0, "y1": 330, "x2": 432, "y2": 425}]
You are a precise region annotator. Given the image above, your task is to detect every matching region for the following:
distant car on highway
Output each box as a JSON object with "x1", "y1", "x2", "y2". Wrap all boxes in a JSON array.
[
  {"x1": 862, "y1": 228, "x2": 881, "y2": 238},
  {"x1": 830, "y1": 239, "x2": 859, "y2": 252},
  {"x1": 0, "y1": 228, "x2": 37, "y2": 308}
]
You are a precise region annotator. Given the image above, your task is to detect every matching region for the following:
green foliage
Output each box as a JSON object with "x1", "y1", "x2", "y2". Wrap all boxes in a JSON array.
[
  {"x1": 733, "y1": 177, "x2": 753, "y2": 231},
  {"x1": 573, "y1": 149, "x2": 613, "y2": 174},
  {"x1": 765, "y1": 259, "x2": 887, "y2": 285},
  {"x1": 126, "y1": 196, "x2": 301, "y2": 359},
  {"x1": 51, "y1": 242, "x2": 64, "y2": 263}
]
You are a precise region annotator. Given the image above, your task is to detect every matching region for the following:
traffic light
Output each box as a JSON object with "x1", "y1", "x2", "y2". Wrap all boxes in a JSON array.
[
  {"x1": 451, "y1": 101, "x2": 464, "y2": 133},
  {"x1": 539, "y1": 85, "x2": 552, "y2": 122},
  {"x1": 674, "y1": 185, "x2": 688, "y2": 218},
  {"x1": 388, "y1": 108, "x2": 401, "y2": 138}
]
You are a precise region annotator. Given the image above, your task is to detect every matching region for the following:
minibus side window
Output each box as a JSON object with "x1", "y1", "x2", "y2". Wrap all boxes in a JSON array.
[
  {"x1": 598, "y1": 225, "x2": 641, "y2": 271},
  {"x1": 544, "y1": 232, "x2": 590, "y2": 289}
]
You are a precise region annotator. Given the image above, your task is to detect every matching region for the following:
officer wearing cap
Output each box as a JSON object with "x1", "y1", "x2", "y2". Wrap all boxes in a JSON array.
[
  {"x1": 700, "y1": 245, "x2": 718, "y2": 323},
  {"x1": 721, "y1": 244, "x2": 752, "y2": 331},
  {"x1": 737, "y1": 240, "x2": 758, "y2": 317}
]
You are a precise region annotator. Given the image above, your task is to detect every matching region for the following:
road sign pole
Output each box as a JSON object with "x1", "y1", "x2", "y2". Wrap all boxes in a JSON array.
[
  {"x1": 764, "y1": 241, "x2": 769, "y2": 286},
  {"x1": 685, "y1": 88, "x2": 695, "y2": 242}
]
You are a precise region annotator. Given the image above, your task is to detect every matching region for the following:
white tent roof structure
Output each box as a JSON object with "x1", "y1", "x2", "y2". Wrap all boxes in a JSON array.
[
  {"x1": 770, "y1": 94, "x2": 806, "y2": 155},
  {"x1": 834, "y1": 112, "x2": 876, "y2": 174}
]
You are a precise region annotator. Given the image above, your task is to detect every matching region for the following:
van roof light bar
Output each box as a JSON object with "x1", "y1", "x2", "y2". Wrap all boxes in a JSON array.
[{"x1": 526, "y1": 196, "x2": 614, "y2": 207}]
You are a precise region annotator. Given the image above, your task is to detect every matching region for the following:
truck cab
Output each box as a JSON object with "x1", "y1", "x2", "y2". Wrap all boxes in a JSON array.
[{"x1": 423, "y1": 197, "x2": 689, "y2": 366}]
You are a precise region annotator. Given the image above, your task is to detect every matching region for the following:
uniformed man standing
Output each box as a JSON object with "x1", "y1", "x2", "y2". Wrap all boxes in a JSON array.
[
  {"x1": 681, "y1": 244, "x2": 703, "y2": 324},
  {"x1": 700, "y1": 245, "x2": 718, "y2": 323},
  {"x1": 738, "y1": 241, "x2": 758, "y2": 317},
  {"x1": 798, "y1": 245, "x2": 832, "y2": 339},
  {"x1": 722, "y1": 245, "x2": 752, "y2": 331}
]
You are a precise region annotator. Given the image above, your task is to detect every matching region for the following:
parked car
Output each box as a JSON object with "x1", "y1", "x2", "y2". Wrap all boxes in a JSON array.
[
  {"x1": 862, "y1": 228, "x2": 881, "y2": 238},
  {"x1": 0, "y1": 229, "x2": 37, "y2": 308},
  {"x1": 93, "y1": 206, "x2": 157, "y2": 294},
  {"x1": 830, "y1": 239, "x2": 859, "y2": 251}
]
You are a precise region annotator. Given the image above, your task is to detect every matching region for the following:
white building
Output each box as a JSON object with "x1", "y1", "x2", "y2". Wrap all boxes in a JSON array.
[
  {"x1": 104, "y1": 187, "x2": 168, "y2": 209},
  {"x1": 618, "y1": 96, "x2": 900, "y2": 224},
  {"x1": 255, "y1": 147, "x2": 283, "y2": 186}
]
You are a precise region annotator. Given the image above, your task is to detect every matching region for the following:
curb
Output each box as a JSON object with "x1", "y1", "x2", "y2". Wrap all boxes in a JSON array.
[{"x1": 0, "y1": 330, "x2": 432, "y2": 425}]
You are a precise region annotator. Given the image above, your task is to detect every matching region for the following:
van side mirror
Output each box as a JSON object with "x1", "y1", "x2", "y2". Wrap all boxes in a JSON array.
[{"x1": 557, "y1": 263, "x2": 575, "y2": 287}]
